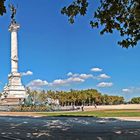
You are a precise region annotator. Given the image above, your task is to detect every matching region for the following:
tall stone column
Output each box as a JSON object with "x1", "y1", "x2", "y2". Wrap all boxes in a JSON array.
[
  {"x1": 9, "y1": 23, "x2": 20, "y2": 73},
  {"x1": 1, "y1": 22, "x2": 27, "y2": 101},
  {"x1": 0, "y1": 4, "x2": 27, "y2": 105}
]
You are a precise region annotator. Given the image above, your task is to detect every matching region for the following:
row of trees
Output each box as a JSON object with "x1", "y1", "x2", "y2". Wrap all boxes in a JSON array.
[
  {"x1": 26, "y1": 88, "x2": 124, "y2": 106},
  {"x1": 1, "y1": 88, "x2": 140, "y2": 105}
]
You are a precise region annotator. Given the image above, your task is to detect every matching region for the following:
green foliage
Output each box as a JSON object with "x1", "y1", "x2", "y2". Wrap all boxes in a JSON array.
[
  {"x1": 1, "y1": 0, "x2": 140, "y2": 48},
  {"x1": 61, "y1": 0, "x2": 88, "y2": 24},
  {"x1": 25, "y1": 88, "x2": 124, "y2": 106},
  {"x1": 45, "y1": 89, "x2": 124, "y2": 106},
  {"x1": 131, "y1": 97, "x2": 140, "y2": 104},
  {"x1": 0, "y1": 0, "x2": 6, "y2": 16},
  {"x1": 62, "y1": 0, "x2": 140, "y2": 48},
  {"x1": 101, "y1": 94, "x2": 124, "y2": 105}
]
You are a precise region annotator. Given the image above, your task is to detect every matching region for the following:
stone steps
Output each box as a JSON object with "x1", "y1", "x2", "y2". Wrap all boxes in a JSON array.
[
  {"x1": 0, "y1": 105, "x2": 14, "y2": 111},
  {"x1": 0, "y1": 97, "x2": 22, "y2": 106}
]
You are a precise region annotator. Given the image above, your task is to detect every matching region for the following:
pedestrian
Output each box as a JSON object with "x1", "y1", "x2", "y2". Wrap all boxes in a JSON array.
[
  {"x1": 7, "y1": 105, "x2": 10, "y2": 112},
  {"x1": 81, "y1": 105, "x2": 84, "y2": 111},
  {"x1": 94, "y1": 103, "x2": 97, "y2": 109}
]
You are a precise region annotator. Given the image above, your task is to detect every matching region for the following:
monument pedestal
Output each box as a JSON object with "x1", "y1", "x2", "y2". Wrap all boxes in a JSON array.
[
  {"x1": 1, "y1": 72, "x2": 27, "y2": 105},
  {"x1": 3, "y1": 73, "x2": 26, "y2": 98}
]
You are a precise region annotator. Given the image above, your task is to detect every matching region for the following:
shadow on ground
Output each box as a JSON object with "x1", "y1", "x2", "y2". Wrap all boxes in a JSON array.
[{"x1": 0, "y1": 115, "x2": 140, "y2": 140}]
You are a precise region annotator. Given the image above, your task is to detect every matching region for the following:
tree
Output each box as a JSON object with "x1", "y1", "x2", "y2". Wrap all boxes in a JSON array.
[
  {"x1": 131, "y1": 97, "x2": 140, "y2": 104},
  {"x1": 0, "y1": 0, "x2": 6, "y2": 16},
  {"x1": 1, "y1": 1, "x2": 139, "y2": 48},
  {"x1": 26, "y1": 89, "x2": 124, "y2": 106},
  {"x1": 38, "y1": 90, "x2": 47, "y2": 103},
  {"x1": 61, "y1": 0, "x2": 140, "y2": 48}
]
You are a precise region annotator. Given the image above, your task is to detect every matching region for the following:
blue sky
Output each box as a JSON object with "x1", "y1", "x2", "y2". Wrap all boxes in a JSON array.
[{"x1": 0, "y1": 0, "x2": 140, "y2": 100}]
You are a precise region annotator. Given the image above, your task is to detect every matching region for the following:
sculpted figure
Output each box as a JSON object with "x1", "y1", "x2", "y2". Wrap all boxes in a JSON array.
[{"x1": 9, "y1": 4, "x2": 16, "y2": 23}]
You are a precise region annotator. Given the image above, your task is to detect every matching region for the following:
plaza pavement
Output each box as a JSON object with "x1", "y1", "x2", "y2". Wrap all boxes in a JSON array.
[
  {"x1": 0, "y1": 115, "x2": 140, "y2": 140},
  {"x1": 1, "y1": 104, "x2": 140, "y2": 140},
  {"x1": 84, "y1": 104, "x2": 140, "y2": 111}
]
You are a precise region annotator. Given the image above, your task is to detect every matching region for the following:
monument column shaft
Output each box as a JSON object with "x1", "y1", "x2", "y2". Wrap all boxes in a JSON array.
[
  {"x1": 11, "y1": 30, "x2": 18, "y2": 73},
  {"x1": 1, "y1": 4, "x2": 27, "y2": 101}
]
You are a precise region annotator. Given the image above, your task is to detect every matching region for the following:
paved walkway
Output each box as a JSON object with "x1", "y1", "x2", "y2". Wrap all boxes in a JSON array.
[
  {"x1": 0, "y1": 115, "x2": 140, "y2": 139},
  {"x1": 84, "y1": 104, "x2": 140, "y2": 111}
]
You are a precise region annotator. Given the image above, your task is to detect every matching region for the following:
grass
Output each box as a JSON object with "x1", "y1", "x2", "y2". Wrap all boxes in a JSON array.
[{"x1": 37, "y1": 110, "x2": 140, "y2": 117}]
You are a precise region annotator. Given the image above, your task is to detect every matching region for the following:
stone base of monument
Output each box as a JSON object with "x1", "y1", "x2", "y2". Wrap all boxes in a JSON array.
[
  {"x1": 0, "y1": 105, "x2": 16, "y2": 111},
  {"x1": 0, "y1": 98, "x2": 24, "y2": 111},
  {"x1": 0, "y1": 72, "x2": 27, "y2": 106},
  {"x1": 0, "y1": 98, "x2": 20, "y2": 111},
  {"x1": 0, "y1": 98, "x2": 22, "y2": 111},
  {"x1": 0, "y1": 98, "x2": 23, "y2": 105}
]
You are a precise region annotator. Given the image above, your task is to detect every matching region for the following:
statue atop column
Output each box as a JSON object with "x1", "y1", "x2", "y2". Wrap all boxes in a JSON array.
[{"x1": 9, "y1": 4, "x2": 17, "y2": 24}]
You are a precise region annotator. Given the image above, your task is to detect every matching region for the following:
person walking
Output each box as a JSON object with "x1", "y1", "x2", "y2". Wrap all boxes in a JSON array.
[{"x1": 81, "y1": 105, "x2": 84, "y2": 111}]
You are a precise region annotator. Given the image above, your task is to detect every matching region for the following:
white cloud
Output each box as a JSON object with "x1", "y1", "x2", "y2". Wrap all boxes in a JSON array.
[
  {"x1": 49, "y1": 73, "x2": 93, "y2": 86},
  {"x1": 49, "y1": 77, "x2": 85, "y2": 87},
  {"x1": 67, "y1": 72, "x2": 73, "y2": 76},
  {"x1": 122, "y1": 88, "x2": 131, "y2": 93},
  {"x1": 51, "y1": 79, "x2": 66, "y2": 85},
  {"x1": 79, "y1": 74, "x2": 93, "y2": 79},
  {"x1": 49, "y1": 79, "x2": 67, "y2": 86},
  {"x1": 122, "y1": 87, "x2": 140, "y2": 93},
  {"x1": 98, "y1": 74, "x2": 111, "y2": 79},
  {"x1": 21, "y1": 71, "x2": 33, "y2": 76},
  {"x1": 67, "y1": 77, "x2": 85, "y2": 83},
  {"x1": 27, "y1": 72, "x2": 93, "y2": 88},
  {"x1": 67, "y1": 72, "x2": 80, "y2": 77},
  {"x1": 67, "y1": 72, "x2": 93, "y2": 79},
  {"x1": 91, "y1": 67, "x2": 102, "y2": 72},
  {"x1": 97, "y1": 82, "x2": 113, "y2": 88},
  {"x1": 27, "y1": 79, "x2": 48, "y2": 87}
]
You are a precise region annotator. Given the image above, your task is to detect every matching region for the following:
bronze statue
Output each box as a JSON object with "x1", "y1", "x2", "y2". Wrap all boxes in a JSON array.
[{"x1": 9, "y1": 4, "x2": 17, "y2": 23}]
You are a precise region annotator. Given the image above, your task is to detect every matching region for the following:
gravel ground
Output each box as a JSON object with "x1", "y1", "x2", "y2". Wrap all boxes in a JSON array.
[
  {"x1": 84, "y1": 104, "x2": 140, "y2": 111},
  {"x1": 0, "y1": 116, "x2": 140, "y2": 140}
]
